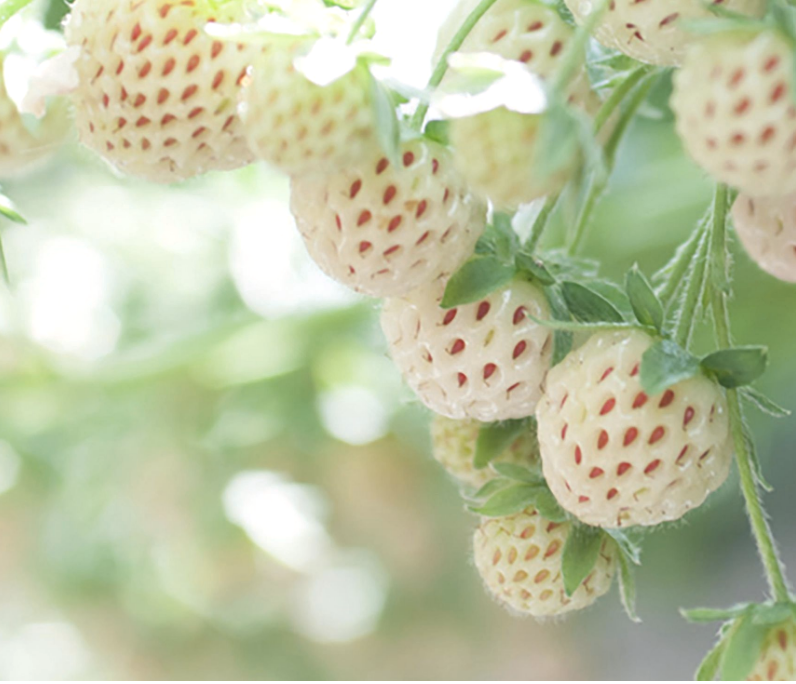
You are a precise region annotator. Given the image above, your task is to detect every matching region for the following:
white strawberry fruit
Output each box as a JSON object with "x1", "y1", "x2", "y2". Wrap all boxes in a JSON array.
[
  {"x1": 440, "y1": 0, "x2": 601, "y2": 210},
  {"x1": 430, "y1": 416, "x2": 538, "y2": 488},
  {"x1": 732, "y1": 193, "x2": 796, "y2": 283},
  {"x1": 536, "y1": 329, "x2": 733, "y2": 528},
  {"x1": 0, "y1": 55, "x2": 68, "y2": 177},
  {"x1": 671, "y1": 29, "x2": 796, "y2": 198},
  {"x1": 473, "y1": 507, "x2": 616, "y2": 617},
  {"x1": 564, "y1": 0, "x2": 765, "y2": 67},
  {"x1": 240, "y1": 38, "x2": 377, "y2": 176},
  {"x1": 747, "y1": 619, "x2": 796, "y2": 681},
  {"x1": 381, "y1": 277, "x2": 553, "y2": 422},
  {"x1": 290, "y1": 139, "x2": 485, "y2": 298},
  {"x1": 65, "y1": 0, "x2": 261, "y2": 183}
]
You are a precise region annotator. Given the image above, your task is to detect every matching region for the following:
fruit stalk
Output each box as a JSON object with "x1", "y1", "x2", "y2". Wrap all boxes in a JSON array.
[
  {"x1": 568, "y1": 71, "x2": 660, "y2": 254},
  {"x1": 346, "y1": 0, "x2": 380, "y2": 44},
  {"x1": 672, "y1": 227, "x2": 710, "y2": 349},
  {"x1": 709, "y1": 183, "x2": 792, "y2": 604},
  {"x1": 409, "y1": 0, "x2": 501, "y2": 130}
]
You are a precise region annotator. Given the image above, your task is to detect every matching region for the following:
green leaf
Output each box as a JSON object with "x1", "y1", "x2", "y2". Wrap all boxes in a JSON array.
[
  {"x1": 491, "y1": 463, "x2": 543, "y2": 485},
  {"x1": 474, "y1": 419, "x2": 529, "y2": 469},
  {"x1": 515, "y1": 253, "x2": 557, "y2": 286},
  {"x1": 467, "y1": 484, "x2": 543, "y2": 517},
  {"x1": 0, "y1": 194, "x2": 26, "y2": 225},
  {"x1": 587, "y1": 279, "x2": 634, "y2": 320},
  {"x1": 543, "y1": 285, "x2": 573, "y2": 366},
  {"x1": 560, "y1": 281, "x2": 625, "y2": 324},
  {"x1": 696, "y1": 639, "x2": 728, "y2": 682},
  {"x1": 720, "y1": 614, "x2": 769, "y2": 681},
  {"x1": 680, "y1": 605, "x2": 750, "y2": 624},
  {"x1": 616, "y1": 550, "x2": 640, "y2": 623},
  {"x1": 751, "y1": 602, "x2": 796, "y2": 626},
  {"x1": 533, "y1": 488, "x2": 569, "y2": 523},
  {"x1": 625, "y1": 265, "x2": 664, "y2": 332},
  {"x1": 441, "y1": 257, "x2": 517, "y2": 309},
  {"x1": 0, "y1": 0, "x2": 35, "y2": 29},
  {"x1": 701, "y1": 347, "x2": 769, "y2": 389},
  {"x1": 469, "y1": 477, "x2": 513, "y2": 502},
  {"x1": 604, "y1": 528, "x2": 642, "y2": 565},
  {"x1": 423, "y1": 119, "x2": 450, "y2": 146},
  {"x1": 740, "y1": 387, "x2": 791, "y2": 418},
  {"x1": 640, "y1": 339, "x2": 701, "y2": 396},
  {"x1": 561, "y1": 524, "x2": 603, "y2": 597},
  {"x1": 369, "y1": 76, "x2": 401, "y2": 166}
]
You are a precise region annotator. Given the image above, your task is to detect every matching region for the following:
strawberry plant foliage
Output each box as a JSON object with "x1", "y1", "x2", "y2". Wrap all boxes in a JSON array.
[{"x1": 3, "y1": 0, "x2": 796, "y2": 677}]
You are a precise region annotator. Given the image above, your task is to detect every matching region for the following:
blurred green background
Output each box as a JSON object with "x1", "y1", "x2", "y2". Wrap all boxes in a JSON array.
[{"x1": 0, "y1": 0, "x2": 795, "y2": 680}]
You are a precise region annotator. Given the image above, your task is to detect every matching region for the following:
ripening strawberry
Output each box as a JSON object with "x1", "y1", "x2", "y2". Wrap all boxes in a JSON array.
[
  {"x1": 65, "y1": 0, "x2": 261, "y2": 183},
  {"x1": 536, "y1": 330, "x2": 732, "y2": 528},
  {"x1": 672, "y1": 29, "x2": 796, "y2": 198},
  {"x1": 381, "y1": 277, "x2": 553, "y2": 422},
  {"x1": 732, "y1": 193, "x2": 796, "y2": 283},
  {"x1": 564, "y1": 0, "x2": 765, "y2": 67},
  {"x1": 441, "y1": 0, "x2": 600, "y2": 210},
  {"x1": 473, "y1": 507, "x2": 616, "y2": 617},
  {"x1": 747, "y1": 619, "x2": 796, "y2": 681},
  {"x1": 240, "y1": 39, "x2": 377, "y2": 176},
  {"x1": 0, "y1": 56, "x2": 68, "y2": 177},
  {"x1": 430, "y1": 415, "x2": 539, "y2": 488},
  {"x1": 290, "y1": 139, "x2": 485, "y2": 298}
]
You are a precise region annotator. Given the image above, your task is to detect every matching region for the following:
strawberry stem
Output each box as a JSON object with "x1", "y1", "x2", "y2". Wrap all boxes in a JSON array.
[
  {"x1": 672, "y1": 226, "x2": 710, "y2": 349},
  {"x1": 567, "y1": 70, "x2": 659, "y2": 255},
  {"x1": 527, "y1": 66, "x2": 657, "y2": 254},
  {"x1": 346, "y1": 0, "x2": 379, "y2": 45},
  {"x1": 409, "y1": 0, "x2": 501, "y2": 131},
  {"x1": 708, "y1": 183, "x2": 792, "y2": 604}
]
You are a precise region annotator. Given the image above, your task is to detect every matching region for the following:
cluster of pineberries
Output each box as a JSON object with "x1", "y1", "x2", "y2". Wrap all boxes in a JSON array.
[{"x1": 2, "y1": 0, "x2": 796, "y2": 678}]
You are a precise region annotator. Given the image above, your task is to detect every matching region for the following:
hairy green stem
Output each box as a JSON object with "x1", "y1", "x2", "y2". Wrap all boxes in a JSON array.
[
  {"x1": 654, "y1": 218, "x2": 707, "y2": 306},
  {"x1": 550, "y1": 0, "x2": 608, "y2": 95},
  {"x1": 673, "y1": 227, "x2": 709, "y2": 349},
  {"x1": 346, "y1": 0, "x2": 379, "y2": 44},
  {"x1": 409, "y1": 0, "x2": 500, "y2": 130},
  {"x1": 593, "y1": 65, "x2": 655, "y2": 137},
  {"x1": 709, "y1": 184, "x2": 791, "y2": 603},
  {"x1": 567, "y1": 72, "x2": 659, "y2": 254},
  {"x1": 524, "y1": 193, "x2": 561, "y2": 252}
]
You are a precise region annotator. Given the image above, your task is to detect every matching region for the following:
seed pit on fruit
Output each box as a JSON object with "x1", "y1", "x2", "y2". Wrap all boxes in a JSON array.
[
  {"x1": 623, "y1": 427, "x2": 638, "y2": 446},
  {"x1": 659, "y1": 390, "x2": 675, "y2": 408},
  {"x1": 544, "y1": 541, "x2": 561, "y2": 558},
  {"x1": 525, "y1": 545, "x2": 539, "y2": 560},
  {"x1": 483, "y1": 363, "x2": 497, "y2": 380},
  {"x1": 649, "y1": 426, "x2": 665, "y2": 444},
  {"x1": 513, "y1": 341, "x2": 527, "y2": 359},
  {"x1": 607, "y1": 488, "x2": 618, "y2": 500},
  {"x1": 534, "y1": 570, "x2": 550, "y2": 584},
  {"x1": 684, "y1": 406, "x2": 695, "y2": 426},
  {"x1": 449, "y1": 339, "x2": 465, "y2": 355},
  {"x1": 644, "y1": 459, "x2": 661, "y2": 475},
  {"x1": 590, "y1": 467, "x2": 604, "y2": 479},
  {"x1": 574, "y1": 446, "x2": 582, "y2": 465},
  {"x1": 633, "y1": 392, "x2": 648, "y2": 409},
  {"x1": 630, "y1": 363, "x2": 640, "y2": 377},
  {"x1": 617, "y1": 462, "x2": 632, "y2": 476},
  {"x1": 349, "y1": 179, "x2": 362, "y2": 198},
  {"x1": 597, "y1": 431, "x2": 609, "y2": 449},
  {"x1": 383, "y1": 185, "x2": 397, "y2": 205},
  {"x1": 457, "y1": 373, "x2": 467, "y2": 387},
  {"x1": 357, "y1": 210, "x2": 372, "y2": 226},
  {"x1": 402, "y1": 151, "x2": 415, "y2": 166},
  {"x1": 416, "y1": 200, "x2": 428, "y2": 218},
  {"x1": 513, "y1": 307, "x2": 527, "y2": 325},
  {"x1": 442, "y1": 309, "x2": 457, "y2": 326},
  {"x1": 389, "y1": 216, "x2": 403, "y2": 233},
  {"x1": 599, "y1": 366, "x2": 614, "y2": 382},
  {"x1": 561, "y1": 423, "x2": 568, "y2": 439},
  {"x1": 600, "y1": 398, "x2": 616, "y2": 415},
  {"x1": 476, "y1": 301, "x2": 491, "y2": 321},
  {"x1": 376, "y1": 158, "x2": 389, "y2": 174}
]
